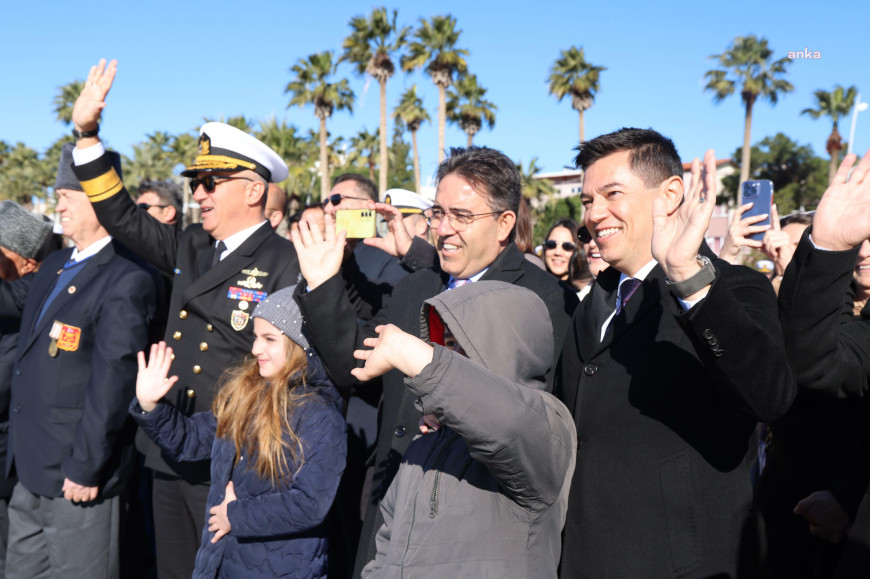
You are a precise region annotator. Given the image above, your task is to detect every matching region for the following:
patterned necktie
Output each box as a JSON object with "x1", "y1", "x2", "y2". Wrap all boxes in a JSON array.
[
  {"x1": 447, "y1": 278, "x2": 469, "y2": 290},
  {"x1": 614, "y1": 277, "x2": 642, "y2": 317},
  {"x1": 211, "y1": 241, "x2": 227, "y2": 267}
]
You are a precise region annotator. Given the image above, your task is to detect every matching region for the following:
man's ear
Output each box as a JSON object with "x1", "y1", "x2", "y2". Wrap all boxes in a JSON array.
[
  {"x1": 268, "y1": 210, "x2": 284, "y2": 229},
  {"x1": 163, "y1": 206, "x2": 178, "y2": 224},
  {"x1": 661, "y1": 176, "x2": 684, "y2": 216},
  {"x1": 247, "y1": 180, "x2": 267, "y2": 207},
  {"x1": 496, "y1": 210, "x2": 517, "y2": 243}
]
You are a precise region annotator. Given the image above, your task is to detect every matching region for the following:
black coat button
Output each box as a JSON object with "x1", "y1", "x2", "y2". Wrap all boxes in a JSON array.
[
  {"x1": 584, "y1": 363, "x2": 597, "y2": 376},
  {"x1": 394, "y1": 425, "x2": 406, "y2": 437},
  {"x1": 702, "y1": 329, "x2": 714, "y2": 339},
  {"x1": 714, "y1": 349, "x2": 725, "y2": 358}
]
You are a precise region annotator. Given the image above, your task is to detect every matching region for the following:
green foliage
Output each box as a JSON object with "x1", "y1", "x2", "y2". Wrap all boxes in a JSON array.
[
  {"x1": 346, "y1": 128, "x2": 379, "y2": 180},
  {"x1": 285, "y1": 51, "x2": 355, "y2": 119},
  {"x1": 340, "y1": 7, "x2": 409, "y2": 79},
  {"x1": 532, "y1": 195, "x2": 584, "y2": 245},
  {"x1": 387, "y1": 126, "x2": 414, "y2": 190},
  {"x1": 704, "y1": 35, "x2": 793, "y2": 108},
  {"x1": 401, "y1": 14, "x2": 468, "y2": 85},
  {"x1": 547, "y1": 46, "x2": 605, "y2": 111},
  {"x1": 446, "y1": 73, "x2": 496, "y2": 140},
  {"x1": 53, "y1": 80, "x2": 85, "y2": 126},
  {"x1": 802, "y1": 84, "x2": 857, "y2": 158},
  {"x1": 393, "y1": 85, "x2": 430, "y2": 132},
  {"x1": 722, "y1": 133, "x2": 828, "y2": 213}
]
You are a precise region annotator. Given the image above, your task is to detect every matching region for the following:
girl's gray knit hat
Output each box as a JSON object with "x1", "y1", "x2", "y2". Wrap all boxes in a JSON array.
[{"x1": 252, "y1": 285, "x2": 309, "y2": 350}]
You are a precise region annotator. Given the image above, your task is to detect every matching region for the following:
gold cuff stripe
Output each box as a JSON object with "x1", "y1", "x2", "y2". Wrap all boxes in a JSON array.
[
  {"x1": 81, "y1": 169, "x2": 124, "y2": 202},
  {"x1": 188, "y1": 155, "x2": 257, "y2": 171}
]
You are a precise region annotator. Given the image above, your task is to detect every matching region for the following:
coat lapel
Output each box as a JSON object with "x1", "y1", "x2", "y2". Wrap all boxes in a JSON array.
[
  {"x1": 180, "y1": 223, "x2": 274, "y2": 305},
  {"x1": 22, "y1": 244, "x2": 115, "y2": 355}
]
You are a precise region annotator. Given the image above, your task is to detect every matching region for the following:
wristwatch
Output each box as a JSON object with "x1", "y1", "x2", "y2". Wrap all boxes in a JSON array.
[
  {"x1": 665, "y1": 255, "x2": 716, "y2": 299},
  {"x1": 72, "y1": 126, "x2": 99, "y2": 139}
]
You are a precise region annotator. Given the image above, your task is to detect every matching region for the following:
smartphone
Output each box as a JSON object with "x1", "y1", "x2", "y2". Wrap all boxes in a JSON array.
[
  {"x1": 335, "y1": 208, "x2": 377, "y2": 239},
  {"x1": 741, "y1": 180, "x2": 774, "y2": 242}
]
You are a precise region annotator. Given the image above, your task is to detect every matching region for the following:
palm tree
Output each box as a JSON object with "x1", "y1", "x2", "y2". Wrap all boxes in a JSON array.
[
  {"x1": 347, "y1": 129, "x2": 380, "y2": 182},
  {"x1": 516, "y1": 157, "x2": 555, "y2": 207},
  {"x1": 393, "y1": 85, "x2": 430, "y2": 192},
  {"x1": 705, "y1": 35, "x2": 793, "y2": 186},
  {"x1": 341, "y1": 7, "x2": 409, "y2": 195},
  {"x1": 285, "y1": 51, "x2": 355, "y2": 201},
  {"x1": 802, "y1": 85, "x2": 858, "y2": 184},
  {"x1": 401, "y1": 15, "x2": 468, "y2": 164},
  {"x1": 547, "y1": 46, "x2": 605, "y2": 143},
  {"x1": 53, "y1": 80, "x2": 85, "y2": 126},
  {"x1": 446, "y1": 74, "x2": 496, "y2": 147}
]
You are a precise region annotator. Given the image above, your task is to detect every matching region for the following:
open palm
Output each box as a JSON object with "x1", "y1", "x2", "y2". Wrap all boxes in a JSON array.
[
  {"x1": 652, "y1": 149, "x2": 717, "y2": 281},
  {"x1": 812, "y1": 151, "x2": 870, "y2": 251}
]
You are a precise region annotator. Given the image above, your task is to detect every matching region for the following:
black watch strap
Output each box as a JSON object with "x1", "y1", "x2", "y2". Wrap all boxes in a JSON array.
[
  {"x1": 665, "y1": 255, "x2": 716, "y2": 299},
  {"x1": 72, "y1": 126, "x2": 99, "y2": 139}
]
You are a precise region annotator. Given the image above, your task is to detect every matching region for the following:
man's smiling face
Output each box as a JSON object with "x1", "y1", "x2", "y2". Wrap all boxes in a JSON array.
[
  {"x1": 581, "y1": 150, "x2": 660, "y2": 277},
  {"x1": 431, "y1": 174, "x2": 512, "y2": 279}
]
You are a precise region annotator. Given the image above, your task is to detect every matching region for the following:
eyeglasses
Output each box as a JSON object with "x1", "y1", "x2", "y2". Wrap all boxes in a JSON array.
[
  {"x1": 137, "y1": 202, "x2": 170, "y2": 210},
  {"x1": 423, "y1": 208, "x2": 503, "y2": 232},
  {"x1": 321, "y1": 193, "x2": 370, "y2": 207},
  {"x1": 578, "y1": 226, "x2": 592, "y2": 244},
  {"x1": 543, "y1": 240, "x2": 577, "y2": 252},
  {"x1": 188, "y1": 175, "x2": 253, "y2": 194}
]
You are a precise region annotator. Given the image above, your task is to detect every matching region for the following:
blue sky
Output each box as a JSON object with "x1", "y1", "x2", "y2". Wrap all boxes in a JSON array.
[{"x1": 2, "y1": 0, "x2": 867, "y2": 188}]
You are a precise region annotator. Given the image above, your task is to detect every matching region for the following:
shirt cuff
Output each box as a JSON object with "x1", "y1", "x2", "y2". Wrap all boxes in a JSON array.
[
  {"x1": 678, "y1": 291, "x2": 708, "y2": 311},
  {"x1": 71, "y1": 142, "x2": 106, "y2": 165}
]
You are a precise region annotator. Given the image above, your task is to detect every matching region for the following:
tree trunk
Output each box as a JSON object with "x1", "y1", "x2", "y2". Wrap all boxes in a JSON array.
[
  {"x1": 379, "y1": 78, "x2": 389, "y2": 195},
  {"x1": 579, "y1": 110, "x2": 585, "y2": 143},
  {"x1": 411, "y1": 129, "x2": 421, "y2": 194},
  {"x1": 438, "y1": 85, "x2": 446, "y2": 164},
  {"x1": 368, "y1": 161, "x2": 376, "y2": 184},
  {"x1": 467, "y1": 132, "x2": 473, "y2": 147},
  {"x1": 319, "y1": 116, "x2": 329, "y2": 202},
  {"x1": 740, "y1": 100, "x2": 754, "y2": 187},
  {"x1": 829, "y1": 153, "x2": 838, "y2": 185}
]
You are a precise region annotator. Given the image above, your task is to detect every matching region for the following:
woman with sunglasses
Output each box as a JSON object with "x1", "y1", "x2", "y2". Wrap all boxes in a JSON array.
[{"x1": 542, "y1": 219, "x2": 581, "y2": 281}]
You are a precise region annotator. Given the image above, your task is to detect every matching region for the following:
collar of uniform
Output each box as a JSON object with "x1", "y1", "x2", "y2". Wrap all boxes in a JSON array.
[
  {"x1": 215, "y1": 220, "x2": 269, "y2": 260},
  {"x1": 70, "y1": 235, "x2": 112, "y2": 262}
]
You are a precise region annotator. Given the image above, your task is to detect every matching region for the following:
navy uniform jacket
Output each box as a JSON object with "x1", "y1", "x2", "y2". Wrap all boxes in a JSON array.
[
  {"x1": 73, "y1": 153, "x2": 301, "y2": 482},
  {"x1": 0, "y1": 242, "x2": 158, "y2": 498},
  {"x1": 556, "y1": 251, "x2": 796, "y2": 578}
]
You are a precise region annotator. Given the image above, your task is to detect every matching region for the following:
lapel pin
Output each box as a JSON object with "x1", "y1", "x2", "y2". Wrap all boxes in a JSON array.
[{"x1": 68, "y1": 286, "x2": 76, "y2": 294}]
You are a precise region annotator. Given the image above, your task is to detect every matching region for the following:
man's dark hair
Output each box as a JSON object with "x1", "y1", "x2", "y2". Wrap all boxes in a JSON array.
[
  {"x1": 574, "y1": 128, "x2": 683, "y2": 188},
  {"x1": 780, "y1": 212, "x2": 813, "y2": 229},
  {"x1": 138, "y1": 180, "x2": 183, "y2": 213},
  {"x1": 288, "y1": 203, "x2": 324, "y2": 225},
  {"x1": 436, "y1": 146, "x2": 521, "y2": 242},
  {"x1": 332, "y1": 173, "x2": 378, "y2": 202}
]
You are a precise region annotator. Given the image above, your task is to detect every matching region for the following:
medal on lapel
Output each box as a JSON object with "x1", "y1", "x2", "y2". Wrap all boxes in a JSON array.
[{"x1": 49, "y1": 320, "x2": 82, "y2": 353}]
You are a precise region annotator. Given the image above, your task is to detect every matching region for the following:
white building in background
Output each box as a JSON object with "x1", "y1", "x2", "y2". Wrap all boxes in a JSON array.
[{"x1": 533, "y1": 158, "x2": 739, "y2": 256}]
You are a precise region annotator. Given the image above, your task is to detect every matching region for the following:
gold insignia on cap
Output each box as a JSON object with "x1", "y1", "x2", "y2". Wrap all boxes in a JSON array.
[{"x1": 199, "y1": 133, "x2": 211, "y2": 156}]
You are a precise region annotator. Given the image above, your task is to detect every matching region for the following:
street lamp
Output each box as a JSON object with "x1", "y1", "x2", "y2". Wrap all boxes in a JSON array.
[{"x1": 848, "y1": 92, "x2": 869, "y2": 156}]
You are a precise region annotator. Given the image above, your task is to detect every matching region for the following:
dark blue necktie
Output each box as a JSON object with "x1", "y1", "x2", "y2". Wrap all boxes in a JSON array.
[
  {"x1": 614, "y1": 277, "x2": 642, "y2": 317},
  {"x1": 35, "y1": 258, "x2": 89, "y2": 326}
]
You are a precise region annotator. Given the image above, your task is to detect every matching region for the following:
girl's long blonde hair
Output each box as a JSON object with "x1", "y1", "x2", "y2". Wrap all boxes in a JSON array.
[{"x1": 212, "y1": 336, "x2": 313, "y2": 487}]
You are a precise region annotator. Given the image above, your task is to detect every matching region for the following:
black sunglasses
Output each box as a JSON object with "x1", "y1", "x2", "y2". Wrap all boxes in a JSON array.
[
  {"x1": 137, "y1": 202, "x2": 169, "y2": 210},
  {"x1": 321, "y1": 193, "x2": 370, "y2": 207},
  {"x1": 543, "y1": 240, "x2": 577, "y2": 252},
  {"x1": 578, "y1": 226, "x2": 592, "y2": 244},
  {"x1": 189, "y1": 175, "x2": 253, "y2": 194}
]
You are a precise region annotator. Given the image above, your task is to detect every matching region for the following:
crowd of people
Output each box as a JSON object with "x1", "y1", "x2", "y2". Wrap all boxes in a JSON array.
[{"x1": 0, "y1": 57, "x2": 869, "y2": 579}]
